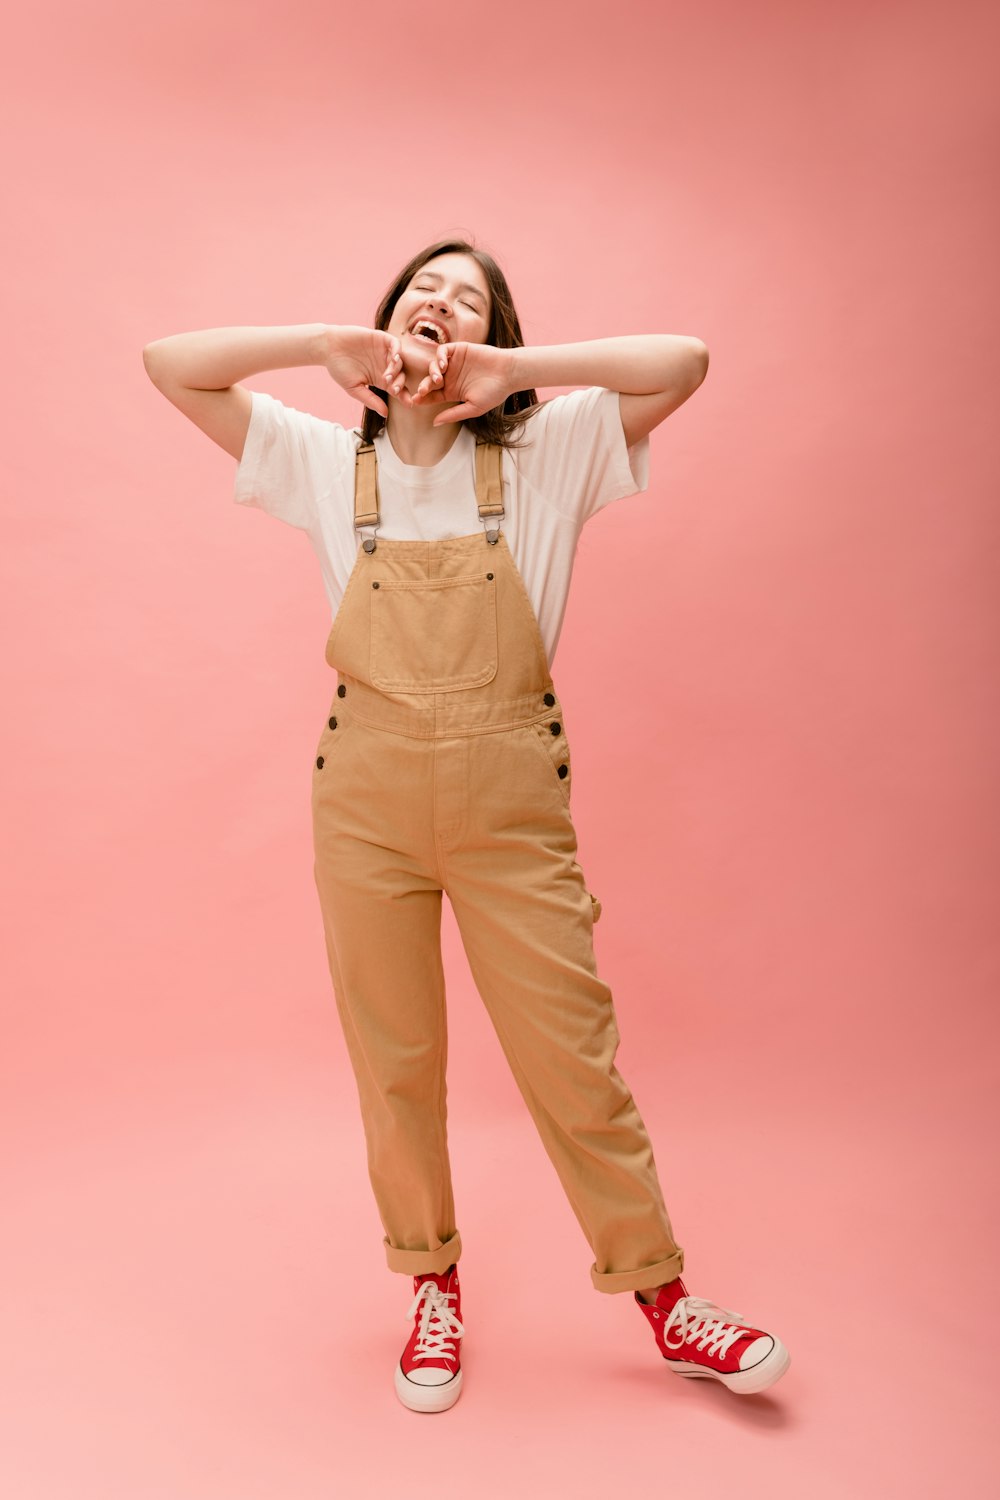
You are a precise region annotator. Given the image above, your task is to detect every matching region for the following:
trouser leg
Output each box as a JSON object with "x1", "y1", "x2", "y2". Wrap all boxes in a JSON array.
[
  {"x1": 443, "y1": 726, "x2": 685, "y2": 1295},
  {"x1": 313, "y1": 735, "x2": 462, "y2": 1277}
]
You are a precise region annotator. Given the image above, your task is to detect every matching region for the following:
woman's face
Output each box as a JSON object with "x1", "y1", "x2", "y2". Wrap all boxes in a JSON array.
[{"x1": 388, "y1": 253, "x2": 492, "y2": 373}]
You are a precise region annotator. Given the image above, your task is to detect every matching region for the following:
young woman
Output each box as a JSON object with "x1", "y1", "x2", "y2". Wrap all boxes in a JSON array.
[{"x1": 143, "y1": 238, "x2": 790, "y2": 1413}]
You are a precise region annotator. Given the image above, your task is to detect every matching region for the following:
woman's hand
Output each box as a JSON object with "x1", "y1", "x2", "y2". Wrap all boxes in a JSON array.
[
  {"x1": 321, "y1": 325, "x2": 408, "y2": 419},
  {"x1": 409, "y1": 342, "x2": 519, "y2": 426}
]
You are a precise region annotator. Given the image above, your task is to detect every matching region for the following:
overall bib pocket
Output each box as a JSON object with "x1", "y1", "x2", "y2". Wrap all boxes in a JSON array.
[{"x1": 370, "y1": 573, "x2": 498, "y2": 694}]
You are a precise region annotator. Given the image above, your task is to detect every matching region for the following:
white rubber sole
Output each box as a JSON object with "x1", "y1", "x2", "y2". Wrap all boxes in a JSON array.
[
  {"x1": 666, "y1": 1338, "x2": 790, "y2": 1395},
  {"x1": 394, "y1": 1361, "x2": 464, "y2": 1413}
]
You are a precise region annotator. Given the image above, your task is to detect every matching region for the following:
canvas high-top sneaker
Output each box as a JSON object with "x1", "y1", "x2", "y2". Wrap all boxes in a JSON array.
[
  {"x1": 635, "y1": 1276, "x2": 790, "y2": 1395},
  {"x1": 394, "y1": 1263, "x2": 465, "y2": 1413}
]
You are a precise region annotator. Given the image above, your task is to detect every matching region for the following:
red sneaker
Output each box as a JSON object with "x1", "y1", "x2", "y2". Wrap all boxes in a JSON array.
[
  {"x1": 635, "y1": 1277, "x2": 790, "y2": 1395},
  {"x1": 394, "y1": 1263, "x2": 465, "y2": 1413}
]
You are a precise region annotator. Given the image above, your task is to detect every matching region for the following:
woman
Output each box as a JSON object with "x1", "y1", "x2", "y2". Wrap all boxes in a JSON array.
[{"x1": 143, "y1": 237, "x2": 790, "y2": 1413}]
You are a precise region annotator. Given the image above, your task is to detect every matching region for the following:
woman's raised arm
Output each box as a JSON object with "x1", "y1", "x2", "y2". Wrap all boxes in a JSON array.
[{"x1": 142, "y1": 323, "x2": 334, "y2": 461}]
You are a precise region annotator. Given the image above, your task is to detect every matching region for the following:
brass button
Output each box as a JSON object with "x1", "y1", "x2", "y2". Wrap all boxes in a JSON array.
[
  {"x1": 337, "y1": 684, "x2": 347, "y2": 698},
  {"x1": 316, "y1": 756, "x2": 324, "y2": 769},
  {"x1": 328, "y1": 717, "x2": 337, "y2": 730},
  {"x1": 549, "y1": 721, "x2": 561, "y2": 735},
  {"x1": 557, "y1": 765, "x2": 568, "y2": 779},
  {"x1": 543, "y1": 692, "x2": 555, "y2": 706}
]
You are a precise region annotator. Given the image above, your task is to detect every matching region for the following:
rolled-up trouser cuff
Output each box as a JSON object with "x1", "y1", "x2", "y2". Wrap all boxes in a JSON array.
[
  {"x1": 383, "y1": 1229, "x2": 463, "y2": 1276},
  {"x1": 590, "y1": 1246, "x2": 685, "y2": 1295}
]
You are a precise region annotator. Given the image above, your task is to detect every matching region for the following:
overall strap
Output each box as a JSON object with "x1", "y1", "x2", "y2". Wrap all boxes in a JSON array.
[
  {"x1": 353, "y1": 432, "x2": 505, "y2": 549},
  {"x1": 354, "y1": 439, "x2": 380, "y2": 552},
  {"x1": 474, "y1": 438, "x2": 505, "y2": 524}
]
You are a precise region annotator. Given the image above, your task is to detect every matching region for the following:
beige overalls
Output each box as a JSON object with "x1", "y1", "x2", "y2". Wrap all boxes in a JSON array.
[{"x1": 310, "y1": 432, "x2": 685, "y2": 1295}]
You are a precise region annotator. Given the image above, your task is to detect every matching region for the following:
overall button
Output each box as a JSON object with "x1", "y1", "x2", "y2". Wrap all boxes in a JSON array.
[
  {"x1": 543, "y1": 692, "x2": 555, "y2": 706},
  {"x1": 328, "y1": 717, "x2": 338, "y2": 730},
  {"x1": 557, "y1": 765, "x2": 568, "y2": 779},
  {"x1": 549, "y1": 721, "x2": 561, "y2": 735},
  {"x1": 337, "y1": 684, "x2": 347, "y2": 697},
  {"x1": 316, "y1": 755, "x2": 325, "y2": 769}
]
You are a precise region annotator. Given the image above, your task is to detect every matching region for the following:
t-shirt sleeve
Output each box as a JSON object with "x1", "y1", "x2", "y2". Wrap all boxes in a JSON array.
[
  {"x1": 233, "y1": 389, "x2": 352, "y2": 532},
  {"x1": 514, "y1": 385, "x2": 651, "y2": 524}
]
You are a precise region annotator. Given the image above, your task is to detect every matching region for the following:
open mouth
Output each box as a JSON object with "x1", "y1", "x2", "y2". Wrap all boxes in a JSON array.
[{"x1": 408, "y1": 319, "x2": 448, "y2": 345}]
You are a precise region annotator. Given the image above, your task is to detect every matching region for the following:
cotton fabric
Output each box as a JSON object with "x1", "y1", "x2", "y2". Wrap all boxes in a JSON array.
[
  {"x1": 310, "y1": 434, "x2": 685, "y2": 1293},
  {"x1": 234, "y1": 385, "x2": 650, "y2": 668}
]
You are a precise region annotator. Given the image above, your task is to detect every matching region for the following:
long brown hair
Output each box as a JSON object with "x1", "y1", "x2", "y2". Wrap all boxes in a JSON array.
[{"x1": 357, "y1": 237, "x2": 543, "y2": 451}]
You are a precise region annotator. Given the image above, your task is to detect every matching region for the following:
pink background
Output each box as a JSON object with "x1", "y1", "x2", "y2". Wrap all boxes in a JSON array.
[{"x1": 3, "y1": 0, "x2": 998, "y2": 1495}]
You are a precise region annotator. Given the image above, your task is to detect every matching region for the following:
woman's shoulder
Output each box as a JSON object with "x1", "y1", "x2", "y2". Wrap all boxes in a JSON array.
[
  {"x1": 250, "y1": 391, "x2": 361, "y2": 459},
  {"x1": 524, "y1": 386, "x2": 611, "y2": 422},
  {"x1": 502, "y1": 387, "x2": 618, "y2": 459},
  {"x1": 502, "y1": 386, "x2": 647, "y2": 522}
]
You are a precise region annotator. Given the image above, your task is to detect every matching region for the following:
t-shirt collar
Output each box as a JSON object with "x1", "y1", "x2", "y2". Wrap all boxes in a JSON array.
[{"x1": 373, "y1": 423, "x2": 474, "y2": 486}]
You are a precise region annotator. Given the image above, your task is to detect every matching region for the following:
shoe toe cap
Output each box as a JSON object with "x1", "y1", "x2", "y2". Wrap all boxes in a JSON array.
[
  {"x1": 402, "y1": 1365, "x2": 458, "y2": 1387},
  {"x1": 739, "y1": 1335, "x2": 775, "y2": 1371}
]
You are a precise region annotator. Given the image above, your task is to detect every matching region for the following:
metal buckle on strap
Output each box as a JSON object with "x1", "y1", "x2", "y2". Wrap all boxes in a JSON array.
[
  {"x1": 483, "y1": 507, "x2": 504, "y2": 545},
  {"x1": 360, "y1": 526, "x2": 380, "y2": 554}
]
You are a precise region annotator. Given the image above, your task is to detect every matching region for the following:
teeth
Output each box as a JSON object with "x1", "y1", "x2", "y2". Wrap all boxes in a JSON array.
[{"x1": 411, "y1": 320, "x2": 444, "y2": 343}]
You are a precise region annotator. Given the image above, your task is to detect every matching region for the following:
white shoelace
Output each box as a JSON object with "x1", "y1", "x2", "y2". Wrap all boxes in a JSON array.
[
  {"x1": 660, "y1": 1297, "x2": 752, "y2": 1360},
  {"x1": 405, "y1": 1281, "x2": 465, "y2": 1363}
]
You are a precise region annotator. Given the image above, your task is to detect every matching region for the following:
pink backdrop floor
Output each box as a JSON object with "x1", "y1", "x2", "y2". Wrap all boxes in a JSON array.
[{"x1": 5, "y1": 1043, "x2": 994, "y2": 1500}]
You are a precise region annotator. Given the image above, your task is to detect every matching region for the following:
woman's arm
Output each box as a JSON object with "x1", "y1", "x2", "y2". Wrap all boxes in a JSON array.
[
  {"x1": 142, "y1": 324, "x2": 336, "y2": 461},
  {"x1": 415, "y1": 332, "x2": 710, "y2": 439},
  {"x1": 142, "y1": 323, "x2": 333, "y2": 389},
  {"x1": 511, "y1": 335, "x2": 709, "y2": 447}
]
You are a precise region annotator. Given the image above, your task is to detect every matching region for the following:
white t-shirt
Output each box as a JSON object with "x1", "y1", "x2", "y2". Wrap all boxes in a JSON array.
[{"x1": 233, "y1": 384, "x2": 650, "y2": 668}]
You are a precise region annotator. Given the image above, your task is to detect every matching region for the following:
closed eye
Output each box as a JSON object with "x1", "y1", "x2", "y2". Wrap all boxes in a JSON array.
[{"x1": 414, "y1": 284, "x2": 479, "y2": 311}]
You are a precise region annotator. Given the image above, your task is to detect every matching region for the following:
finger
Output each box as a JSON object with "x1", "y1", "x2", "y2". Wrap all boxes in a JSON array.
[
  {"x1": 361, "y1": 389, "x2": 389, "y2": 419},
  {"x1": 381, "y1": 360, "x2": 405, "y2": 396},
  {"x1": 413, "y1": 381, "x2": 446, "y2": 405},
  {"x1": 422, "y1": 356, "x2": 447, "y2": 392},
  {"x1": 432, "y1": 403, "x2": 479, "y2": 426},
  {"x1": 383, "y1": 350, "x2": 403, "y2": 384}
]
